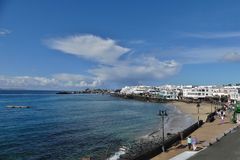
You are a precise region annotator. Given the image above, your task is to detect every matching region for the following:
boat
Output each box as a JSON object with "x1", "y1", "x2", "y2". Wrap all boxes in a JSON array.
[{"x1": 6, "y1": 105, "x2": 31, "y2": 109}]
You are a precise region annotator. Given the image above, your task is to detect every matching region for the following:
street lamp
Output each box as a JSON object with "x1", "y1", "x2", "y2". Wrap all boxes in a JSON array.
[
  {"x1": 196, "y1": 102, "x2": 200, "y2": 126},
  {"x1": 219, "y1": 97, "x2": 222, "y2": 108},
  {"x1": 211, "y1": 102, "x2": 213, "y2": 113},
  {"x1": 158, "y1": 110, "x2": 168, "y2": 152}
]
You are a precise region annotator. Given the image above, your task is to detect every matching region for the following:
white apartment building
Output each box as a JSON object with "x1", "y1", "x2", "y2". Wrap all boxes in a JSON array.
[
  {"x1": 213, "y1": 86, "x2": 240, "y2": 102},
  {"x1": 157, "y1": 89, "x2": 178, "y2": 100},
  {"x1": 120, "y1": 85, "x2": 240, "y2": 102},
  {"x1": 182, "y1": 86, "x2": 213, "y2": 99},
  {"x1": 120, "y1": 85, "x2": 152, "y2": 95}
]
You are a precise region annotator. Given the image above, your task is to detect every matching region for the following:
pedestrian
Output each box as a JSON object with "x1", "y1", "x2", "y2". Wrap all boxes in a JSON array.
[
  {"x1": 187, "y1": 136, "x2": 192, "y2": 150},
  {"x1": 217, "y1": 109, "x2": 221, "y2": 118},
  {"x1": 221, "y1": 110, "x2": 224, "y2": 124},
  {"x1": 192, "y1": 136, "x2": 197, "y2": 151}
]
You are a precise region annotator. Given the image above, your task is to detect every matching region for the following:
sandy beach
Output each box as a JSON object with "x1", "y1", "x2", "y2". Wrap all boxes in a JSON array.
[
  {"x1": 170, "y1": 101, "x2": 217, "y2": 121},
  {"x1": 151, "y1": 101, "x2": 236, "y2": 160}
]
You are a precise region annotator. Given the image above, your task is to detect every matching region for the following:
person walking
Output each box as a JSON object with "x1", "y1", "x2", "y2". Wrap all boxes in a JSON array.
[
  {"x1": 221, "y1": 110, "x2": 224, "y2": 124},
  {"x1": 192, "y1": 136, "x2": 197, "y2": 151},
  {"x1": 187, "y1": 136, "x2": 192, "y2": 150}
]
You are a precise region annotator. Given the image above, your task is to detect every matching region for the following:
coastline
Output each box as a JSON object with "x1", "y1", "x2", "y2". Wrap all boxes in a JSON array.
[
  {"x1": 152, "y1": 101, "x2": 236, "y2": 160},
  {"x1": 108, "y1": 99, "x2": 198, "y2": 160},
  {"x1": 109, "y1": 96, "x2": 204, "y2": 160},
  {"x1": 111, "y1": 94, "x2": 236, "y2": 160},
  {"x1": 111, "y1": 93, "x2": 215, "y2": 123}
]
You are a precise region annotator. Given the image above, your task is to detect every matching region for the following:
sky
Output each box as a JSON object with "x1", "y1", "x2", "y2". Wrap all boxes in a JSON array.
[{"x1": 0, "y1": 0, "x2": 240, "y2": 90}]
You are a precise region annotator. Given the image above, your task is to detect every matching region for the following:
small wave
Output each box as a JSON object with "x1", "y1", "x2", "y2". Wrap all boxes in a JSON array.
[{"x1": 107, "y1": 150, "x2": 125, "y2": 160}]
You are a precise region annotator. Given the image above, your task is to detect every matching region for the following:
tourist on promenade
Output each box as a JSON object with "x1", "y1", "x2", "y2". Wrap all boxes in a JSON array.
[
  {"x1": 217, "y1": 109, "x2": 221, "y2": 118},
  {"x1": 221, "y1": 110, "x2": 225, "y2": 124},
  {"x1": 187, "y1": 136, "x2": 192, "y2": 150},
  {"x1": 191, "y1": 136, "x2": 197, "y2": 151}
]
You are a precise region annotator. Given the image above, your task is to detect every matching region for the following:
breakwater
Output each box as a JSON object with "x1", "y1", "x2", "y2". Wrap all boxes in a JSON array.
[{"x1": 119, "y1": 120, "x2": 204, "y2": 160}]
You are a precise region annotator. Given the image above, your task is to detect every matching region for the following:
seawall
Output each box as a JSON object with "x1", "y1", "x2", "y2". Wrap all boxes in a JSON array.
[
  {"x1": 119, "y1": 120, "x2": 204, "y2": 160},
  {"x1": 111, "y1": 93, "x2": 169, "y2": 103}
]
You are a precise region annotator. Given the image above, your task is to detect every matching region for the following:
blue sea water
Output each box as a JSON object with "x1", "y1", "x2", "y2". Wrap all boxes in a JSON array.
[{"x1": 0, "y1": 90, "x2": 194, "y2": 160}]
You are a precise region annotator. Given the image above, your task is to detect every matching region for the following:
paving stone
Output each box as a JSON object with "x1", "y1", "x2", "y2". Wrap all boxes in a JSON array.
[{"x1": 209, "y1": 138, "x2": 217, "y2": 145}]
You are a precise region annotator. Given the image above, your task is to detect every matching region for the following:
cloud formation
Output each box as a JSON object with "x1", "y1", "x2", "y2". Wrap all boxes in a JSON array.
[
  {"x1": 0, "y1": 28, "x2": 11, "y2": 36},
  {"x1": 90, "y1": 57, "x2": 180, "y2": 84},
  {"x1": 39, "y1": 34, "x2": 181, "y2": 88},
  {"x1": 0, "y1": 56, "x2": 180, "y2": 89},
  {"x1": 46, "y1": 34, "x2": 130, "y2": 64},
  {"x1": 0, "y1": 74, "x2": 101, "y2": 90},
  {"x1": 1, "y1": 33, "x2": 181, "y2": 89},
  {"x1": 222, "y1": 52, "x2": 240, "y2": 62},
  {"x1": 184, "y1": 32, "x2": 240, "y2": 39},
  {"x1": 166, "y1": 47, "x2": 240, "y2": 64},
  {"x1": 5, "y1": 32, "x2": 240, "y2": 89},
  {"x1": 52, "y1": 73, "x2": 102, "y2": 87}
]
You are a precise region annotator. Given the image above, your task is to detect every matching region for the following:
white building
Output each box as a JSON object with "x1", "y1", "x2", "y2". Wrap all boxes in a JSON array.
[
  {"x1": 120, "y1": 84, "x2": 240, "y2": 102},
  {"x1": 213, "y1": 86, "x2": 240, "y2": 102},
  {"x1": 157, "y1": 89, "x2": 178, "y2": 100},
  {"x1": 182, "y1": 86, "x2": 213, "y2": 99},
  {"x1": 120, "y1": 85, "x2": 152, "y2": 95}
]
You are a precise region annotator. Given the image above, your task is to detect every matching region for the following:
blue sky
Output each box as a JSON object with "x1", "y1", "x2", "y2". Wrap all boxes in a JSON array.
[{"x1": 0, "y1": 0, "x2": 240, "y2": 89}]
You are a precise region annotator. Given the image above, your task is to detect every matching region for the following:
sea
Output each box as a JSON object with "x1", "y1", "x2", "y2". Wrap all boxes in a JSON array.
[{"x1": 0, "y1": 90, "x2": 195, "y2": 160}]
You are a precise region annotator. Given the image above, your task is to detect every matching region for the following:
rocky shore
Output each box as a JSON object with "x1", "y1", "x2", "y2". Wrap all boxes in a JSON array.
[
  {"x1": 119, "y1": 121, "x2": 204, "y2": 160},
  {"x1": 111, "y1": 93, "x2": 170, "y2": 103},
  {"x1": 110, "y1": 93, "x2": 233, "y2": 160},
  {"x1": 56, "y1": 88, "x2": 112, "y2": 94}
]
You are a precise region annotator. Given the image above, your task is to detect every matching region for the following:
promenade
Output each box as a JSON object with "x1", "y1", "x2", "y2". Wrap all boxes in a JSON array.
[
  {"x1": 189, "y1": 126, "x2": 240, "y2": 160},
  {"x1": 152, "y1": 112, "x2": 237, "y2": 160}
]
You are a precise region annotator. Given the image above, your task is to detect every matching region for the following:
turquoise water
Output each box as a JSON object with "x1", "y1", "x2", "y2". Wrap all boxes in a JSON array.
[{"x1": 0, "y1": 91, "x2": 194, "y2": 160}]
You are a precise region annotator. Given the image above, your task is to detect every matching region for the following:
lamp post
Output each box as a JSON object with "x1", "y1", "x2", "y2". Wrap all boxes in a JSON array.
[
  {"x1": 211, "y1": 102, "x2": 213, "y2": 113},
  {"x1": 158, "y1": 110, "x2": 168, "y2": 152},
  {"x1": 214, "y1": 101, "x2": 217, "y2": 112},
  {"x1": 219, "y1": 97, "x2": 221, "y2": 109},
  {"x1": 196, "y1": 102, "x2": 200, "y2": 126}
]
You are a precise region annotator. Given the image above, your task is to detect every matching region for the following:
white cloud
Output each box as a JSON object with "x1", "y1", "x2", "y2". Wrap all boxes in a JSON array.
[
  {"x1": 53, "y1": 73, "x2": 102, "y2": 87},
  {"x1": 46, "y1": 34, "x2": 130, "y2": 64},
  {"x1": 0, "y1": 56, "x2": 180, "y2": 89},
  {"x1": 42, "y1": 34, "x2": 182, "y2": 87},
  {"x1": 0, "y1": 74, "x2": 102, "y2": 89},
  {"x1": 167, "y1": 47, "x2": 240, "y2": 64},
  {"x1": 12, "y1": 34, "x2": 182, "y2": 89},
  {"x1": 0, "y1": 75, "x2": 56, "y2": 89},
  {"x1": 184, "y1": 32, "x2": 240, "y2": 39},
  {"x1": 0, "y1": 28, "x2": 11, "y2": 36},
  {"x1": 90, "y1": 57, "x2": 180, "y2": 84},
  {"x1": 222, "y1": 52, "x2": 240, "y2": 62},
  {"x1": 6, "y1": 32, "x2": 240, "y2": 89}
]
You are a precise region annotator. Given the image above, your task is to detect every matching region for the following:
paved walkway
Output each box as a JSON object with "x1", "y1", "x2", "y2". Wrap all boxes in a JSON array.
[
  {"x1": 189, "y1": 127, "x2": 240, "y2": 160},
  {"x1": 152, "y1": 115, "x2": 237, "y2": 160},
  {"x1": 169, "y1": 151, "x2": 198, "y2": 160}
]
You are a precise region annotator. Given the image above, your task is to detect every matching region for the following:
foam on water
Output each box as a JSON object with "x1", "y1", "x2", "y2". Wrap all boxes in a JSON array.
[
  {"x1": 106, "y1": 103, "x2": 196, "y2": 160},
  {"x1": 107, "y1": 150, "x2": 125, "y2": 160}
]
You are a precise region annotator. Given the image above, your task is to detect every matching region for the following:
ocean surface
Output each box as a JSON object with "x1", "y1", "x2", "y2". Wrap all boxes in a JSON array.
[{"x1": 0, "y1": 90, "x2": 195, "y2": 160}]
